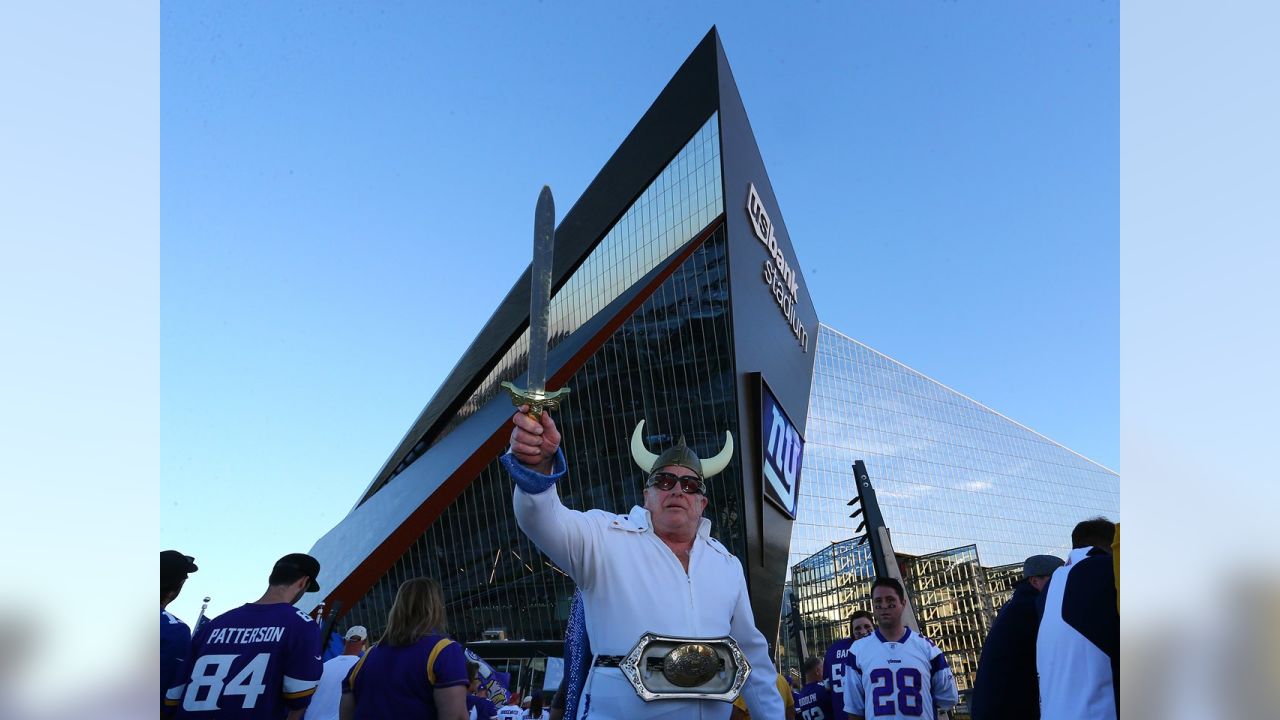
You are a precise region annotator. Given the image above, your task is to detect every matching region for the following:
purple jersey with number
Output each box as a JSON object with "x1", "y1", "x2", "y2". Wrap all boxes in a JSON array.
[
  {"x1": 822, "y1": 637, "x2": 855, "y2": 720},
  {"x1": 168, "y1": 602, "x2": 322, "y2": 719},
  {"x1": 342, "y1": 634, "x2": 468, "y2": 720},
  {"x1": 796, "y1": 680, "x2": 833, "y2": 720},
  {"x1": 161, "y1": 610, "x2": 193, "y2": 705}
]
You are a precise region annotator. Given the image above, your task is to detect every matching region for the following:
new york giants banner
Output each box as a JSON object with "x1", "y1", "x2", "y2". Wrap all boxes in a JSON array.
[{"x1": 761, "y1": 379, "x2": 804, "y2": 519}]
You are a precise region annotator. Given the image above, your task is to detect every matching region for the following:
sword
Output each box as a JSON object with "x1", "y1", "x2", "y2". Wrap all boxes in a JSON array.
[{"x1": 501, "y1": 186, "x2": 570, "y2": 419}]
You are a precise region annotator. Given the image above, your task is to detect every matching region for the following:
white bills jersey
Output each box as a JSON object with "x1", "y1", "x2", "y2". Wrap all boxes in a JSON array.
[{"x1": 842, "y1": 627, "x2": 958, "y2": 720}]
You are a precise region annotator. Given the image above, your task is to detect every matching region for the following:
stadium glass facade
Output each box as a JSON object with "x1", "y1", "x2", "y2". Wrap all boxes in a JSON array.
[
  {"x1": 781, "y1": 325, "x2": 1120, "y2": 692},
  {"x1": 379, "y1": 117, "x2": 728, "y2": 485},
  {"x1": 337, "y1": 118, "x2": 748, "y2": 686}
]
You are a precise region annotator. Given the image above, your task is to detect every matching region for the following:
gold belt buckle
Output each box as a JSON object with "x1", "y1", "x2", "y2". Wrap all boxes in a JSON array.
[{"x1": 662, "y1": 643, "x2": 721, "y2": 687}]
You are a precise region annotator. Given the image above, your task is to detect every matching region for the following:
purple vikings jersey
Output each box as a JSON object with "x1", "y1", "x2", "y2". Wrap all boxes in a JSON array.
[
  {"x1": 162, "y1": 610, "x2": 193, "y2": 704},
  {"x1": 342, "y1": 634, "x2": 468, "y2": 720},
  {"x1": 466, "y1": 693, "x2": 499, "y2": 719},
  {"x1": 822, "y1": 637, "x2": 855, "y2": 720},
  {"x1": 167, "y1": 602, "x2": 322, "y2": 719},
  {"x1": 842, "y1": 628, "x2": 958, "y2": 720},
  {"x1": 796, "y1": 679, "x2": 833, "y2": 720}
]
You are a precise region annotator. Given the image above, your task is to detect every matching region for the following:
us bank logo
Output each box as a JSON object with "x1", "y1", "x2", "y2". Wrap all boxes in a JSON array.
[
  {"x1": 746, "y1": 183, "x2": 808, "y2": 352},
  {"x1": 761, "y1": 381, "x2": 803, "y2": 519}
]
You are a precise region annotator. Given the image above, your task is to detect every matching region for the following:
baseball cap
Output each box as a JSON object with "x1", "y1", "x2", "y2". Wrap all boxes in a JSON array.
[
  {"x1": 161, "y1": 550, "x2": 199, "y2": 584},
  {"x1": 274, "y1": 553, "x2": 322, "y2": 593},
  {"x1": 1023, "y1": 554, "x2": 1065, "y2": 578},
  {"x1": 344, "y1": 625, "x2": 368, "y2": 641}
]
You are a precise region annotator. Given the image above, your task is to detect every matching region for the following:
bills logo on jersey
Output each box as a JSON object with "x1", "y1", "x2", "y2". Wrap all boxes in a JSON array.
[{"x1": 761, "y1": 379, "x2": 803, "y2": 519}]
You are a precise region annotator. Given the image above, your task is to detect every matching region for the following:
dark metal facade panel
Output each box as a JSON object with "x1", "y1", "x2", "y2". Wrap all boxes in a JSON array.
[{"x1": 713, "y1": 33, "x2": 821, "y2": 650}]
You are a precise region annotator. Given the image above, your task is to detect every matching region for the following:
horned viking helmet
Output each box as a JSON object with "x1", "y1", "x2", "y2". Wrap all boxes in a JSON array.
[{"x1": 630, "y1": 420, "x2": 734, "y2": 480}]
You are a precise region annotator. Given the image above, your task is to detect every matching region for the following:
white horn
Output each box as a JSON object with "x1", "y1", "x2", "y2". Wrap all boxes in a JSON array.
[
  {"x1": 630, "y1": 420, "x2": 661, "y2": 474},
  {"x1": 701, "y1": 431, "x2": 735, "y2": 478}
]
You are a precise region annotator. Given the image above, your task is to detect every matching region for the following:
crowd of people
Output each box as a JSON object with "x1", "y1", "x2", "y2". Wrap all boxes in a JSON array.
[
  {"x1": 160, "y1": 551, "x2": 331, "y2": 719},
  {"x1": 159, "y1": 406, "x2": 1117, "y2": 719},
  {"x1": 776, "y1": 577, "x2": 959, "y2": 720},
  {"x1": 774, "y1": 516, "x2": 1118, "y2": 720},
  {"x1": 159, "y1": 551, "x2": 550, "y2": 720},
  {"x1": 970, "y1": 518, "x2": 1120, "y2": 720}
]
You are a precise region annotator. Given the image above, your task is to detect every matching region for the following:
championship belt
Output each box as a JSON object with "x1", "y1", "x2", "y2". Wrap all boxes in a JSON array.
[{"x1": 604, "y1": 632, "x2": 751, "y2": 702}]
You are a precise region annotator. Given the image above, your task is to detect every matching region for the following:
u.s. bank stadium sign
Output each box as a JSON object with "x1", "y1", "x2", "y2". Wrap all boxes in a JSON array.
[
  {"x1": 746, "y1": 183, "x2": 809, "y2": 352},
  {"x1": 760, "y1": 378, "x2": 803, "y2": 519}
]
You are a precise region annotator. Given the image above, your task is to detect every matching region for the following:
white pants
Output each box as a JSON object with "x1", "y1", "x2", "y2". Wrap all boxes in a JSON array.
[{"x1": 576, "y1": 667, "x2": 734, "y2": 720}]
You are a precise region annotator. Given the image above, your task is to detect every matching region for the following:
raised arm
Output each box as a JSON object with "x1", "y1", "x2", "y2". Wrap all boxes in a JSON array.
[{"x1": 502, "y1": 409, "x2": 602, "y2": 589}]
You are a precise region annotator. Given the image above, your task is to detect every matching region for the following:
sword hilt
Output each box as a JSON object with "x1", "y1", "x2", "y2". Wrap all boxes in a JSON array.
[{"x1": 500, "y1": 382, "x2": 571, "y2": 420}]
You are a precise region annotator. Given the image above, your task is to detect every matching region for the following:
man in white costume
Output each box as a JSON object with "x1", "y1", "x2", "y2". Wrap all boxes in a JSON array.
[{"x1": 501, "y1": 408, "x2": 784, "y2": 720}]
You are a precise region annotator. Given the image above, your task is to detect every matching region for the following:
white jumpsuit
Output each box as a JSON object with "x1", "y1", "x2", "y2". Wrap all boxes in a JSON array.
[{"x1": 512, "y1": 477, "x2": 784, "y2": 720}]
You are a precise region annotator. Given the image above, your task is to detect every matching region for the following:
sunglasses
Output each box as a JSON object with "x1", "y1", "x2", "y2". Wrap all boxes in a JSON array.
[{"x1": 646, "y1": 472, "x2": 705, "y2": 495}]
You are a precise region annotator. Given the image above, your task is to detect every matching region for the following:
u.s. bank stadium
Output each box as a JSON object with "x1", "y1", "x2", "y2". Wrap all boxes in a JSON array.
[{"x1": 300, "y1": 28, "x2": 1118, "y2": 699}]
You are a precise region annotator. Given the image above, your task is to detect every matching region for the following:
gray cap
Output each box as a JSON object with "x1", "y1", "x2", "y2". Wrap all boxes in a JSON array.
[{"x1": 1023, "y1": 554, "x2": 1064, "y2": 578}]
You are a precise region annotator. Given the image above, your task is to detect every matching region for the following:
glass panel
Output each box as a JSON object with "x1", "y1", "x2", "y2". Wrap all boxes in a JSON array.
[
  {"x1": 784, "y1": 325, "x2": 1119, "y2": 691},
  {"x1": 382, "y1": 114, "x2": 724, "y2": 484}
]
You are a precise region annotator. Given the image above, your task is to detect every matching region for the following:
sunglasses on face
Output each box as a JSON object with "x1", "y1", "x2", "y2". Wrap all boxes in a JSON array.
[{"x1": 646, "y1": 472, "x2": 705, "y2": 495}]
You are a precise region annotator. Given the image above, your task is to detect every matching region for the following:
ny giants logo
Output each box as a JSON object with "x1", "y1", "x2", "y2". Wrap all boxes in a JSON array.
[{"x1": 762, "y1": 386, "x2": 803, "y2": 518}]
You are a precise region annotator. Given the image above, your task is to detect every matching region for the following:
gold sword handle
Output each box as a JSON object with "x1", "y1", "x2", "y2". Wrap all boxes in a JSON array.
[{"x1": 500, "y1": 381, "x2": 571, "y2": 421}]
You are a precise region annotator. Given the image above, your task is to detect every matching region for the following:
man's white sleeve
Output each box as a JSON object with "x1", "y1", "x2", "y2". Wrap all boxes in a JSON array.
[
  {"x1": 509, "y1": 453, "x2": 602, "y2": 590},
  {"x1": 727, "y1": 560, "x2": 784, "y2": 719},
  {"x1": 928, "y1": 647, "x2": 958, "y2": 711},
  {"x1": 843, "y1": 651, "x2": 865, "y2": 717}
]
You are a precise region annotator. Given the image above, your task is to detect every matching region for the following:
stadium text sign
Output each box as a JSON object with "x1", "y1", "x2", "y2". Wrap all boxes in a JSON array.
[{"x1": 746, "y1": 183, "x2": 809, "y2": 352}]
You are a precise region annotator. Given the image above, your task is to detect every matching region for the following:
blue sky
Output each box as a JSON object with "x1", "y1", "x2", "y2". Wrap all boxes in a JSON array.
[{"x1": 161, "y1": 2, "x2": 1117, "y2": 624}]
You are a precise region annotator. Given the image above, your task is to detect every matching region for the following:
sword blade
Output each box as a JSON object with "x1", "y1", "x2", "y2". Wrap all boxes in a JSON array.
[{"x1": 526, "y1": 185, "x2": 555, "y2": 395}]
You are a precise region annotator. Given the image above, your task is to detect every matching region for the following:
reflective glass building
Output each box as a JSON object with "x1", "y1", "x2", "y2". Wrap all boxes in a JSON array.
[{"x1": 783, "y1": 325, "x2": 1119, "y2": 691}]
